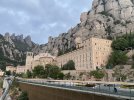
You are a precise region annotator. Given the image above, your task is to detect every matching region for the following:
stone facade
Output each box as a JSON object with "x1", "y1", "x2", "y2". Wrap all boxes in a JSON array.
[
  {"x1": 7, "y1": 37, "x2": 112, "y2": 75},
  {"x1": 6, "y1": 66, "x2": 16, "y2": 73},
  {"x1": 25, "y1": 52, "x2": 56, "y2": 71},
  {"x1": 16, "y1": 66, "x2": 26, "y2": 74},
  {"x1": 56, "y1": 37, "x2": 112, "y2": 72},
  {"x1": 0, "y1": 70, "x2": 4, "y2": 76}
]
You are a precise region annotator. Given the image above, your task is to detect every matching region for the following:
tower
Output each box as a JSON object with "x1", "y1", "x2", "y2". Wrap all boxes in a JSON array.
[{"x1": 25, "y1": 52, "x2": 34, "y2": 71}]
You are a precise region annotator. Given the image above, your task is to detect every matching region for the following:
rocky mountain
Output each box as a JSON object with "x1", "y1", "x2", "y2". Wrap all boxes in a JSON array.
[
  {"x1": 35, "y1": 0, "x2": 134, "y2": 56},
  {"x1": 1, "y1": 0, "x2": 134, "y2": 65},
  {"x1": 0, "y1": 33, "x2": 37, "y2": 70}
]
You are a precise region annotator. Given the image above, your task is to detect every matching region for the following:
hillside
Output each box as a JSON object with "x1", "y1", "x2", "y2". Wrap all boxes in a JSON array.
[
  {"x1": 35, "y1": 0, "x2": 134, "y2": 56},
  {"x1": 0, "y1": 33, "x2": 37, "y2": 70},
  {"x1": 1, "y1": 0, "x2": 134, "y2": 70}
]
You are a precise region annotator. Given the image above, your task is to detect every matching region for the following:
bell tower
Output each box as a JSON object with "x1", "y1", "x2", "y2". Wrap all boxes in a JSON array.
[{"x1": 25, "y1": 52, "x2": 34, "y2": 71}]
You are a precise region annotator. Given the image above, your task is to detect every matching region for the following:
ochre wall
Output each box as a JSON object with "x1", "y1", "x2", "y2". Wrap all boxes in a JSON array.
[{"x1": 19, "y1": 83, "x2": 121, "y2": 100}]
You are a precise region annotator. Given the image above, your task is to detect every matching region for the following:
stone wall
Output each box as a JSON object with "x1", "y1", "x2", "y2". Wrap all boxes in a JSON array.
[{"x1": 19, "y1": 82, "x2": 122, "y2": 100}]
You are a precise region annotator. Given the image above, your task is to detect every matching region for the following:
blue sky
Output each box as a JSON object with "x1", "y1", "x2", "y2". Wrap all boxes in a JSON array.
[{"x1": 0, "y1": 0, "x2": 93, "y2": 44}]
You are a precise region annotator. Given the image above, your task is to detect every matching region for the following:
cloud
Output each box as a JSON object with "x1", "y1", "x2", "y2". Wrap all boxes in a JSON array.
[{"x1": 0, "y1": 0, "x2": 93, "y2": 44}]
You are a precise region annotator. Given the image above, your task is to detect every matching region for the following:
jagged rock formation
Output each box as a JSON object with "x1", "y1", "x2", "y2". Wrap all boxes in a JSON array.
[
  {"x1": 36, "y1": 0, "x2": 134, "y2": 56},
  {"x1": 0, "y1": 33, "x2": 37, "y2": 69},
  {"x1": 1, "y1": 0, "x2": 134, "y2": 57}
]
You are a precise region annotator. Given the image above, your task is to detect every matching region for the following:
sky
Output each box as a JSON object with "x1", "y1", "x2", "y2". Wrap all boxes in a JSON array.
[{"x1": 0, "y1": 0, "x2": 93, "y2": 44}]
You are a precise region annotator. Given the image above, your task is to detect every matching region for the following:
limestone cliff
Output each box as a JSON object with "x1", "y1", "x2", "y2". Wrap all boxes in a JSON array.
[
  {"x1": 2, "y1": 0, "x2": 134, "y2": 57},
  {"x1": 0, "y1": 33, "x2": 36, "y2": 70},
  {"x1": 37, "y1": 0, "x2": 134, "y2": 56}
]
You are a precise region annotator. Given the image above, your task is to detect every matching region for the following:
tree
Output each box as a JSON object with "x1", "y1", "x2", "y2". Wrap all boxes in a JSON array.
[
  {"x1": 58, "y1": 49, "x2": 64, "y2": 56},
  {"x1": 18, "y1": 91, "x2": 29, "y2": 100},
  {"x1": 5, "y1": 70, "x2": 11, "y2": 76},
  {"x1": 26, "y1": 70, "x2": 32, "y2": 78},
  {"x1": 57, "y1": 72, "x2": 64, "y2": 80},
  {"x1": 0, "y1": 61, "x2": 6, "y2": 71},
  {"x1": 107, "y1": 50, "x2": 128, "y2": 68},
  {"x1": 45, "y1": 64, "x2": 61, "y2": 79},
  {"x1": 112, "y1": 38, "x2": 129, "y2": 51},
  {"x1": 113, "y1": 67, "x2": 127, "y2": 82},
  {"x1": 32, "y1": 65, "x2": 45, "y2": 78},
  {"x1": 62, "y1": 60, "x2": 75, "y2": 70},
  {"x1": 90, "y1": 69, "x2": 105, "y2": 79}
]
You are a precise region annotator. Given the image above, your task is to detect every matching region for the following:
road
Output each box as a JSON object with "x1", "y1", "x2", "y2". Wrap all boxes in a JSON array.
[
  {"x1": 17, "y1": 79, "x2": 134, "y2": 100},
  {"x1": 0, "y1": 76, "x2": 14, "y2": 100}
]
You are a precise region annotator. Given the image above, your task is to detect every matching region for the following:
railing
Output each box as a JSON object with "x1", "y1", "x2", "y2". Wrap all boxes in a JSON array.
[
  {"x1": 0, "y1": 77, "x2": 14, "y2": 100},
  {"x1": 17, "y1": 78, "x2": 134, "y2": 100}
]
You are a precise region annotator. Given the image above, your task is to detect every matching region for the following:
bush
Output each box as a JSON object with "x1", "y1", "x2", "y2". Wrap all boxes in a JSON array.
[
  {"x1": 5, "y1": 70, "x2": 11, "y2": 76},
  {"x1": 32, "y1": 65, "x2": 45, "y2": 78},
  {"x1": 57, "y1": 72, "x2": 64, "y2": 80},
  {"x1": 85, "y1": 84, "x2": 95, "y2": 87},
  {"x1": 112, "y1": 38, "x2": 129, "y2": 51},
  {"x1": 107, "y1": 51, "x2": 128, "y2": 68},
  {"x1": 45, "y1": 64, "x2": 61, "y2": 79},
  {"x1": 90, "y1": 69, "x2": 105, "y2": 79},
  {"x1": 26, "y1": 70, "x2": 32, "y2": 78},
  {"x1": 114, "y1": 20, "x2": 121, "y2": 25},
  {"x1": 18, "y1": 91, "x2": 29, "y2": 100},
  {"x1": 131, "y1": 64, "x2": 134, "y2": 69},
  {"x1": 32, "y1": 64, "x2": 64, "y2": 79},
  {"x1": 62, "y1": 60, "x2": 75, "y2": 70}
]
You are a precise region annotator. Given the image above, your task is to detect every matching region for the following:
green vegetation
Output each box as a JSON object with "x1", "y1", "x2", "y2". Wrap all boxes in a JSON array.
[
  {"x1": 85, "y1": 84, "x2": 95, "y2": 87},
  {"x1": 112, "y1": 33, "x2": 134, "y2": 50},
  {"x1": 62, "y1": 60, "x2": 75, "y2": 70},
  {"x1": 105, "y1": 26, "x2": 112, "y2": 35},
  {"x1": 113, "y1": 67, "x2": 127, "y2": 82},
  {"x1": 0, "y1": 36, "x2": 27, "y2": 70},
  {"x1": 18, "y1": 91, "x2": 29, "y2": 100},
  {"x1": 10, "y1": 79, "x2": 20, "y2": 99},
  {"x1": 0, "y1": 79, "x2": 3, "y2": 88},
  {"x1": 90, "y1": 69, "x2": 105, "y2": 80},
  {"x1": 32, "y1": 65, "x2": 45, "y2": 78},
  {"x1": 31, "y1": 64, "x2": 64, "y2": 79},
  {"x1": 107, "y1": 50, "x2": 128, "y2": 68},
  {"x1": 45, "y1": 64, "x2": 62, "y2": 79},
  {"x1": 131, "y1": 54, "x2": 134, "y2": 69},
  {"x1": 99, "y1": 11, "x2": 109, "y2": 16},
  {"x1": 114, "y1": 20, "x2": 121, "y2": 25},
  {"x1": 58, "y1": 47, "x2": 76, "y2": 56},
  {"x1": 121, "y1": 85, "x2": 134, "y2": 89},
  {"x1": 5, "y1": 70, "x2": 11, "y2": 76},
  {"x1": 13, "y1": 39, "x2": 31, "y2": 52},
  {"x1": 26, "y1": 70, "x2": 32, "y2": 78},
  {"x1": 112, "y1": 38, "x2": 129, "y2": 51},
  {"x1": 106, "y1": 33, "x2": 134, "y2": 68},
  {"x1": 0, "y1": 48, "x2": 25, "y2": 71},
  {"x1": 99, "y1": 11, "x2": 115, "y2": 19},
  {"x1": 58, "y1": 49, "x2": 64, "y2": 56}
]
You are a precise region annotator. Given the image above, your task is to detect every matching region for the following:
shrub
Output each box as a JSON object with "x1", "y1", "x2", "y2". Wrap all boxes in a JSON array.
[
  {"x1": 114, "y1": 20, "x2": 121, "y2": 25},
  {"x1": 131, "y1": 64, "x2": 134, "y2": 69},
  {"x1": 107, "y1": 51, "x2": 128, "y2": 68},
  {"x1": 18, "y1": 91, "x2": 29, "y2": 100},
  {"x1": 62, "y1": 60, "x2": 75, "y2": 70},
  {"x1": 112, "y1": 38, "x2": 129, "y2": 51},
  {"x1": 32, "y1": 65, "x2": 45, "y2": 78},
  {"x1": 57, "y1": 72, "x2": 64, "y2": 80},
  {"x1": 90, "y1": 69, "x2": 105, "y2": 79}
]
